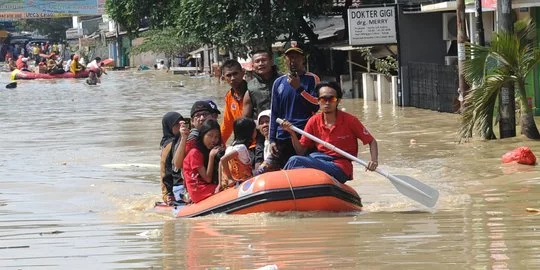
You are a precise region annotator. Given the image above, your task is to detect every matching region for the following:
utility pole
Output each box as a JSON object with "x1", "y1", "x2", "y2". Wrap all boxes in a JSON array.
[
  {"x1": 115, "y1": 21, "x2": 120, "y2": 68},
  {"x1": 475, "y1": 0, "x2": 485, "y2": 46},
  {"x1": 457, "y1": 0, "x2": 469, "y2": 111},
  {"x1": 497, "y1": 0, "x2": 515, "y2": 138}
]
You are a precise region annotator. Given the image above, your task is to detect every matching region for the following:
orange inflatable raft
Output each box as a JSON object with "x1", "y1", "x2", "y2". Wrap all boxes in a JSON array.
[{"x1": 167, "y1": 168, "x2": 362, "y2": 218}]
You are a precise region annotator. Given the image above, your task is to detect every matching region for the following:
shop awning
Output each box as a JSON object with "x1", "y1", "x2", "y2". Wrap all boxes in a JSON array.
[
  {"x1": 421, "y1": 0, "x2": 540, "y2": 13},
  {"x1": 311, "y1": 16, "x2": 344, "y2": 40},
  {"x1": 421, "y1": 1, "x2": 456, "y2": 13},
  {"x1": 189, "y1": 47, "x2": 205, "y2": 55}
]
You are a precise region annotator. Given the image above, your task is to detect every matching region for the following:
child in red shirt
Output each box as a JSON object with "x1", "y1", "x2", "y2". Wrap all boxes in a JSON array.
[{"x1": 182, "y1": 119, "x2": 223, "y2": 203}]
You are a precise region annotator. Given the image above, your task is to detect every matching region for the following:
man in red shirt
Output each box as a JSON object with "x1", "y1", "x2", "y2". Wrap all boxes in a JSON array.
[{"x1": 280, "y1": 81, "x2": 379, "y2": 183}]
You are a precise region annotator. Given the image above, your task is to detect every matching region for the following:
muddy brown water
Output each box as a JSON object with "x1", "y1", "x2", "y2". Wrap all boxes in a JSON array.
[{"x1": 1, "y1": 71, "x2": 539, "y2": 269}]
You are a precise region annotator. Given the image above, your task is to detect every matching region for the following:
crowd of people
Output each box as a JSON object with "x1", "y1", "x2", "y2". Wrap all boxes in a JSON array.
[
  {"x1": 1, "y1": 41, "x2": 65, "y2": 62},
  {"x1": 159, "y1": 43, "x2": 379, "y2": 205},
  {"x1": 4, "y1": 51, "x2": 106, "y2": 84}
]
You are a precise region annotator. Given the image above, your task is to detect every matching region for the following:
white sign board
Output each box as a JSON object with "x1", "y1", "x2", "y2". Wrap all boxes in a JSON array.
[
  {"x1": 66, "y1": 28, "x2": 83, "y2": 39},
  {"x1": 99, "y1": 22, "x2": 110, "y2": 31},
  {"x1": 348, "y1": 7, "x2": 397, "y2": 45}
]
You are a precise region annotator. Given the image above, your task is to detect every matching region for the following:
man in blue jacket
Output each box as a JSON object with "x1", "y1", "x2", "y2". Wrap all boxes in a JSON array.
[{"x1": 269, "y1": 42, "x2": 320, "y2": 168}]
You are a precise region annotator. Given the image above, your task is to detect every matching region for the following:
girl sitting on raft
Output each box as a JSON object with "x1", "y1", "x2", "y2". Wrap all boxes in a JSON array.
[
  {"x1": 218, "y1": 117, "x2": 257, "y2": 191},
  {"x1": 182, "y1": 119, "x2": 223, "y2": 203}
]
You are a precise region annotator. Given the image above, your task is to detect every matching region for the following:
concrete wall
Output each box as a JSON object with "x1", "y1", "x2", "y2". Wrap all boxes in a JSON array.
[
  {"x1": 129, "y1": 37, "x2": 169, "y2": 68},
  {"x1": 398, "y1": 9, "x2": 447, "y2": 106},
  {"x1": 131, "y1": 51, "x2": 166, "y2": 67}
]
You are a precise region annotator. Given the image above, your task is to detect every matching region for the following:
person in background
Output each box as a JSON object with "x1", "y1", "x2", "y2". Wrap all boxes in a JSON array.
[
  {"x1": 160, "y1": 112, "x2": 186, "y2": 205},
  {"x1": 212, "y1": 62, "x2": 221, "y2": 84},
  {"x1": 87, "y1": 57, "x2": 102, "y2": 70},
  {"x1": 57, "y1": 43, "x2": 63, "y2": 56},
  {"x1": 32, "y1": 44, "x2": 40, "y2": 62},
  {"x1": 16, "y1": 55, "x2": 28, "y2": 70},
  {"x1": 5, "y1": 52, "x2": 13, "y2": 63},
  {"x1": 269, "y1": 42, "x2": 320, "y2": 168},
  {"x1": 182, "y1": 119, "x2": 223, "y2": 203},
  {"x1": 79, "y1": 56, "x2": 86, "y2": 67},
  {"x1": 218, "y1": 117, "x2": 257, "y2": 191},
  {"x1": 279, "y1": 82, "x2": 379, "y2": 183},
  {"x1": 46, "y1": 53, "x2": 64, "y2": 74},
  {"x1": 70, "y1": 55, "x2": 86, "y2": 74},
  {"x1": 87, "y1": 57, "x2": 106, "y2": 84},
  {"x1": 157, "y1": 60, "x2": 166, "y2": 70},
  {"x1": 65, "y1": 54, "x2": 75, "y2": 72},
  {"x1": 86, "y1": 71, "x2": 99, "y2": 85},
  {"x1": 37, "y1": 58, "x2": 47, "y2": 73},
  {"x1": 7, "y1": 57, "x2": 17, "y2": 71},
  {"x1": 220, "y1": 59, "x2": 247, "y2": 143},
  {"x1": 46, "y1": 57, "x2": 56, "y2": 73}
]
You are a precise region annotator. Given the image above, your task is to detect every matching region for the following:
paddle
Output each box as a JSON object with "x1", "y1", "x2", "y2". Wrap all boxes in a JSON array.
[
  {"x1": 5, "y1": 82, "x2": 17, "y2": 89},
  {"x1": 276, "y1": 118, "x2": 439, "y2": 208}
]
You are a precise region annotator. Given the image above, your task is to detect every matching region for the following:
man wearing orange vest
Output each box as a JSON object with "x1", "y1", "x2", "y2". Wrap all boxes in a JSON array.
[{"x1": 220, "y1": 59, "x2": 247, "y2": 143}]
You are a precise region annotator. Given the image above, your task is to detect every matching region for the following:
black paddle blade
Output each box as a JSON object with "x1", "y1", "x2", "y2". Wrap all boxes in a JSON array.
[
  {"x1": 389, "y1": 175, "x2": 439, "y2": 208},
  {"x1": 6, "y1": 82, "x2": 17, "y2": 89}
]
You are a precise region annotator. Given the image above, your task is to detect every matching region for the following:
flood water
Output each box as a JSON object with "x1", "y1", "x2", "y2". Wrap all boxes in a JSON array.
[{"x1": 1, "y1": 70, "x2": 539, "y2": 269}]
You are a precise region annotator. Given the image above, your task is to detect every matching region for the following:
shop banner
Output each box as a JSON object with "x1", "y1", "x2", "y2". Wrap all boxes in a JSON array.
[
  {"x1": 464, "y1": 0, "x2": 497, "y2": 9},
  {"x1": 0, "y1": 12, "x2": 67, "y2": 21},
  {"x1": 0, "y1": 0, "x2": 105, "y2": 17}
]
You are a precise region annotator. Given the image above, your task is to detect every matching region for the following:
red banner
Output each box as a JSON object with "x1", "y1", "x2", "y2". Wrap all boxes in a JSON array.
[{"x1": 482, "y1": 0, "x2": 496, "y2": 9}]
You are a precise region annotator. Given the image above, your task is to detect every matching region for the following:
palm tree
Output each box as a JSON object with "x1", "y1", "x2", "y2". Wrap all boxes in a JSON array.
[{"x1": 459, "y1": 19, "x2": 540, "y2": 141}]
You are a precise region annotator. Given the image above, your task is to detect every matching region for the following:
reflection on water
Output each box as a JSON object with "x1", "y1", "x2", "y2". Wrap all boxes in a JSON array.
[{"x1": 1, "y1": 71, "x2": 540, "y2": 269}]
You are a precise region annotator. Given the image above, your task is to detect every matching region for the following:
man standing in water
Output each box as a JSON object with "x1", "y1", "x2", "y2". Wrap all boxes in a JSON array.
[
  {"x1": 269, "y1": 42, "x2": 320, "y2": 168},
  {"x1": 242, "y1": 50, "x2": 281, "y2": 119},
  {"x1": 220, "y1": 59, "x2": 247, "y2": 143}
]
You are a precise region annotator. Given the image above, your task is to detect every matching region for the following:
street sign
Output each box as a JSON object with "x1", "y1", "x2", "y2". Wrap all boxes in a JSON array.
[
  {"x1": 99, "y1": 22, "x2": 109, "y2": 31},
  {"x1": 66, "y1": 28, "x2": 83, "y2": 39},
  {"x1": 348, "y1": 6, "x2": 397, "y2": 45}
]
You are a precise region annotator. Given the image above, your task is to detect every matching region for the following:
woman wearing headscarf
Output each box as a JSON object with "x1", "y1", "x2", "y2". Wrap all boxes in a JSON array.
[{"x1": 160, "y1": 112, "x2": 189, "y2": 205}]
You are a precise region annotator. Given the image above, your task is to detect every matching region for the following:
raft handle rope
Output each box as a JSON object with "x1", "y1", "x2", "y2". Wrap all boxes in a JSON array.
[{"x1": 282, "y1": 169, "x2": 297, "y2": 211}]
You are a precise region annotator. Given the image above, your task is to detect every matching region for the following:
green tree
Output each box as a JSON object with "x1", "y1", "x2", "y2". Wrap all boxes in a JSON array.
[
  {"x1": 106, "y1": 0, "x2": 333, "y2": 56},
  {"x1": 131, "y1": 27, "x2": 198, "y2": 60},
  {"x1": 14, "y1": 17, "x2": 72, "y2": 41},
  {"x1": 105, "y1": 0, "x2": 178, "y2": 36},
  {"x1": 175, "y1": 0, "x2": 332, "y2": 56},
  {"x1": 459, "y1": 19, "x2": 540, "y2": 141},
  {"x1": 105, "y1": 0, "x2": 147, "y2": 36},
  {"x1": 358, "y1": 46, "x2": 398, "y2": 76}
]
